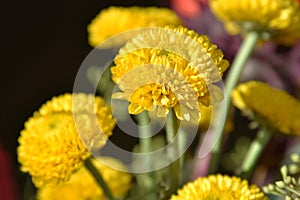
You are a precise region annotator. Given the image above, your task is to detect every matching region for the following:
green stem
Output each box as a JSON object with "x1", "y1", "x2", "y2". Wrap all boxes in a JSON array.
[
  {"x1": 286, "y1": 185, "x2": 300, "y2": 197},
  {"x1": 224, "y1": 31, "x2": 259, "y2": 108},
  {"x1": 208, "y1": 31, "x2": 260, "y2": 174},
  {"x1": 85, "y1": 157, "x2": 115, "y2": 200},
  {"x1": 240, "y1": 127, "x2": 272, "y2": 179},
  {"x1": 138, "y1": 111, "x2": 152, "y2": 155},
  {"x1": 136, "y1": 111, "x2": 155, "y2": 191},
  {"x1": 178, "y1": 128, "x2": 187, "y2": 182},
  {"x1": 23, "y1": 175, "x2": 35, "y2": 200},
  {"x1": 166, "y1": 108, "x2": 181, "y2": 192}
]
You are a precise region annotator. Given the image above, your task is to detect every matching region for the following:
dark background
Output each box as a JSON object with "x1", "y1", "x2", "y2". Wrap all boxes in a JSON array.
[{"x1": 1, "y1": 0, "x2": 168, "y2": 199}]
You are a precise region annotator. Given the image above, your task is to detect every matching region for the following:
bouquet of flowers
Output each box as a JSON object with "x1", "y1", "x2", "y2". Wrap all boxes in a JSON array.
[{"x1": 17, "y1": 0, "x2": 300, "y2": 199}]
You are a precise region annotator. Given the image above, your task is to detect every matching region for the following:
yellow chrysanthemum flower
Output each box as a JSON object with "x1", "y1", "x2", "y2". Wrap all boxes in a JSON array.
[
  {"x1": 37, "y1": 157, "x2": 132, "y2": 200},
  {"x1": 111, "y1": 26, "x2": 229, "y2": 121},
  {"x1": 170, "y1": 174, "x2": 268, "y2": 200},
  {"x1": 18, "y1": 113, "x2": 90, "y2": 187},
  {"x1": 210, "y1": 0, "x2": 300, "y2": 45},
  {"x1": 38, "y1": 93, "x2": 116, "y2": 149},
  {"x1": 17, "y1": 93, "x2": 115, "y2": 187},
  {"x1": 232, "y1": 81, "x2": 300, "y2": 135},
  {"x1": 88, "y1": 6, "x2": 182, "y2": 48}
]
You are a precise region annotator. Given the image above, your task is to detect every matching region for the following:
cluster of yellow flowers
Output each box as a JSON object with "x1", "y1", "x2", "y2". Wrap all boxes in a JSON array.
[{"x1": 17, "y1": 1, "x2": 300, "y2": 199}]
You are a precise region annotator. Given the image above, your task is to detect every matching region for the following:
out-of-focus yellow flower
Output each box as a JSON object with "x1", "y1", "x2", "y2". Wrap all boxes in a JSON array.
[
  {"x1": 210, "y1": 0, "x2": 300, "y2": 45},
  {"x1": 17, "y1": 93, "x2": 115, "y2": 187},
  {"x1": 232, "y1": 81, "x2": 300, "y2": 135},
  {"x1": 198, "y1": 105, "x2": 234, "y2": 133},
  {"x1": 88, "y1": 6, "x2": 182, "y2": 48},
  {"x1": 198, "y1": 104, "x2": 212, "y2": 130},
  {"x1": 170, "y1": 174, "x2": 268, "y2": 200},
  {"x1": 111, "y1": 26, "x2": 229, "y2": 122},
  {"x1": 37, "y1": 157, "x2": 132, "y2": 200}
]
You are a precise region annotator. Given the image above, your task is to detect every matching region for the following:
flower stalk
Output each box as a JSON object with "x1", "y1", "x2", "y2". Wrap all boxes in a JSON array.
[
  {"x1": 166, "y1": 108, "x2": 182, "y2": 193},
  {"x1": 208, "y1": 31, "x2": 260, "y2": 173},
  {"x1": 137, "y1": 111, "x2": 155, "y2": 192},
  {"x1": 138, "y1": 111, "x2": 152, "y2": 157},
  {"x1": 84, "y1": 157, "x2": 115, "y2": 200},
  {"x1": 239, "y1": 127, "x2": 272, "y2": 179}
]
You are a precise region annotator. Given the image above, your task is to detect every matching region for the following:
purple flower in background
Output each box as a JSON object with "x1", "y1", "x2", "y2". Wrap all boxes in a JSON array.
[
  {"x1": 240, "y1": 56, "x2": 285, "y2": 89},
  {"x1": 242, "y1": 41, "x2": 300, "y2": 95}
]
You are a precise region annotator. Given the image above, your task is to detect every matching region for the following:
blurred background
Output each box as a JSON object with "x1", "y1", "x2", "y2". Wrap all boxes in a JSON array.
[{"x1": 1, "y1": 1, "x2": 168, "y2": 199}]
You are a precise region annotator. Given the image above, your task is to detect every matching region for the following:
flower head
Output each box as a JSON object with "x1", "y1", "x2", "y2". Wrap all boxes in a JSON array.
[
  {"x1": 18, "y1": 113, "x2": 90, "y2": 187},
  {"x1": 37, "y1": 157, "x2": 132, "y2": 200},
  {"x1": 232, "y1": 81, "x2": 300, "y2": 135},
  {"x1": 111, "y1": 26, "x2": 229, "y2": 121},
  {"x1": 170, "y1": 174, "x2": 268, "y2": 200},
  {"x1": 210, "y1": 0, "x2": 300, "y2": 45},
  {"x1": 38, "y1": 93, "x2": 116, "y2": 149},
  {"x1": 17, "y1": 93, "x2": 115, "y2": 187},
  {"x1": 88, "y1": 6, "x2": 182, "y2": 48}
]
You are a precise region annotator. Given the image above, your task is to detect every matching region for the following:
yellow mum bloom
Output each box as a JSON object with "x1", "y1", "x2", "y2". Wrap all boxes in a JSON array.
[
  {"x1": 17, "y1": 94, "x2": 115, "y2": 187},
  {"x1": 170, "y1": 174, "x2": 268, "y2": 200},
  {"x1": 232, "y1": 81, "x2": 300, "y2": 135},
  {"x1": 38, "y1": 93, "x2": 116, "y2": 149},
  {"x1": 18, "y1": 113, "x2": 90, "y2": 187},
  {"x1": 37, "y1": 157, "x2": 132, "y2": 200},
  {"x1": 111, "y1": 26, "x2": 229, "y2": 121},
  {"x1": 88, "y1": 6, "x2": 182, "y2": 48},
  {"x1": 210, "y1": 0, "x2": 300, "y2": 45}
]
